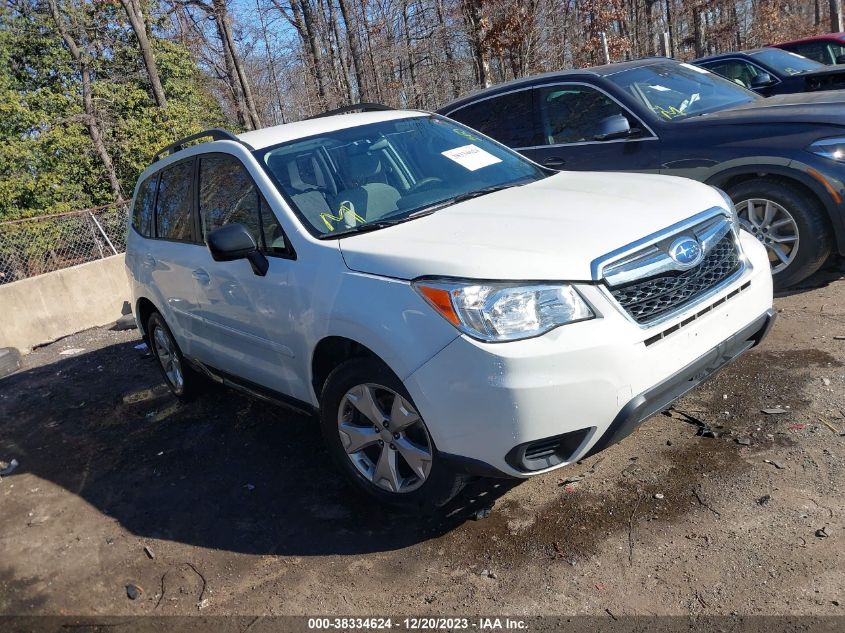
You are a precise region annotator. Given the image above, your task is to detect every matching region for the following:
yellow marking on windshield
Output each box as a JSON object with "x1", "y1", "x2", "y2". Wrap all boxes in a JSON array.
[
  {"x1": 452, "y1": 128, "x2": 481, "y2": 141},
  {"x1": 320, "y1": 201, "x2": 365, "y2": 231},
  {"x1": 654, "y1": 105, "x2": 685, "y2": 119}
]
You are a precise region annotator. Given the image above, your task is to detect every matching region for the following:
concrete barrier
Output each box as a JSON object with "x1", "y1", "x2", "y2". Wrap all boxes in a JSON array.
[{"x1": 0, "y1": 254, "x2": 130, "y2": 353}]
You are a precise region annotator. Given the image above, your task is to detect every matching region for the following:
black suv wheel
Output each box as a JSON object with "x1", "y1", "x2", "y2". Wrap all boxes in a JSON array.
[{"x1": 728, "y1": 178, "x2": 832, "y2": 289}]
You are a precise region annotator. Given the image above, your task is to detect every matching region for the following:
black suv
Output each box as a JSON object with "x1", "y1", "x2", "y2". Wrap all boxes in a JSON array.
[
  {"x1": 694, "y1": 48, "x2": 845, "y2": 95},
  {"x1": 437, "y1": 58, "x2": 845, "y2": 288}
]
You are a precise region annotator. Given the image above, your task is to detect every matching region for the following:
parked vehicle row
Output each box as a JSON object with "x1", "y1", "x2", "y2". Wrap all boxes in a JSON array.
[
  {"x1": 693, "y1": 47, "x2": 845, "y2": 95},
  {"x1": 438, "y1": 57, "x2": 845, "y2": 289},
  {"x1": 127, "y1": 104, "x2": 775, "y2": 511}
]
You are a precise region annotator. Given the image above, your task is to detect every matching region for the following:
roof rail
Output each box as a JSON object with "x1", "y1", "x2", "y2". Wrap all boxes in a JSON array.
[
  {"x1": 307, "y1": 103, "x2": 394, "y2": 120},
  {"x1": 153, "y1": 128, "x2": 255, "y2": 162}
]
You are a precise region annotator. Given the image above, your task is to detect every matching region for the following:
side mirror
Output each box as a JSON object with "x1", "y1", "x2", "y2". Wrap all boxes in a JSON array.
[
  {"x1": 836, "y1": 54, "x2": 845, "y2": 65},
  {"x1": 207, "y1": 223, "x2": 269, "y2": 276},
  {"x1": 594, "y1": 114, "x2": 632, "y2": 141},
  {"x1": 750, "y1": 72, "x2": 776, "y2": 88}
]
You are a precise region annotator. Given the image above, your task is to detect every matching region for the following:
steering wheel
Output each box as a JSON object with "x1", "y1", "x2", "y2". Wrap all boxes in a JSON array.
[{"x1": 408, "y1": 177, "x2": 443, "y2": 195}]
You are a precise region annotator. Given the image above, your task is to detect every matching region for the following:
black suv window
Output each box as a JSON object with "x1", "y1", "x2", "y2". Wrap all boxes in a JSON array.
[
  {"x1": 155, "y1": 160, "x2": 195, "y2": 241},
  {"x1": 448, "y1": 90, "x2": 538, "y2": 147},
  {"x1": 537, "y1": 85, "x2": 634, "y2": 145},
  {"x1": 199, "y1": 154, "x2": 289, "y2": 255},
  {"x1": 132, "y1": 173, "x2": 157, "y2": 237},
  {"x1": 701, "y1": 60, "x2": 765, "y2": 89}
]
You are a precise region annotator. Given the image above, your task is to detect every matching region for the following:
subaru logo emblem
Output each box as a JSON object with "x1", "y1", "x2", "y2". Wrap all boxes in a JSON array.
[{"x1": 668, "y1": 237, "x2": 703, "y2": 268}]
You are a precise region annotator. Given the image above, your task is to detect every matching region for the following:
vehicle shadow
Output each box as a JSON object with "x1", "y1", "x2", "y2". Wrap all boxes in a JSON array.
[
  {"x1": 0, "y1": 342, "x2": 519, "y2": 556},
  {"x1": 774, "y1": 255, "x2": 845, "y2": 298}
]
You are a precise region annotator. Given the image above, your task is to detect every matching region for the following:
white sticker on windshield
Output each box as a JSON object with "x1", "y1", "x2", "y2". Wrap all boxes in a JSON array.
[
  {"x1": 441, "y1": 144, "x2": 502, "y2": 171},
  {"x1": 648, "y1": 84, "x2": 671, "y2": 91},
  {"x1": 680, "y1": 62, "x2": 710, "y2": 74}
]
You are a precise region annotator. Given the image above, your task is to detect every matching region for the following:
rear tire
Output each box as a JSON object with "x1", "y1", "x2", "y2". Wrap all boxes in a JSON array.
[
  {"x1": 146, "y1": 312, "x2": 204, "y2": 400},
  {"x1": 727, "y1": 178, "x2": 832, "y2": 290},
  {"x1": 319, "y1": 357, "x2": 465, "y2": 513}
]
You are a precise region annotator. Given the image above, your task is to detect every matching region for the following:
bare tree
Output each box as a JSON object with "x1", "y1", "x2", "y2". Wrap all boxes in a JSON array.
[
  {"x1": 831, "y1": 0, "x2": 843, "y2": 32},
  {"x1": 47, "y1": 0, "x2": 124, "y2": 203},
  {"x1": 120, "y1": 0, "x2": 168, "y2": 108}
]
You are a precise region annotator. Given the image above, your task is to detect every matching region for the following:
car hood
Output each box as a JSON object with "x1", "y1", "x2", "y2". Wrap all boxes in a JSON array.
[
  {"x1": 679, "y1": 91, "x2": 845, "y2": 127},
  {"x1": 338, "y1": 172, "x2": 727, "y2": 282}
]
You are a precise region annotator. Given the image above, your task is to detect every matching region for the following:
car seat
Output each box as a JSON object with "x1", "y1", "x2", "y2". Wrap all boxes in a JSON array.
[{"x1": 333, "y1": 149, "x2": 400, "y2": 221}]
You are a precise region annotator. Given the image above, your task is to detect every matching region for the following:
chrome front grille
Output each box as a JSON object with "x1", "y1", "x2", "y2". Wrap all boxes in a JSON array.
[
  {"x1": 610, "y1": 233, "x2": 740, "y2": 324},
  {"x1": 596, "y1": 210, "x2": 744, "y2": 326}
]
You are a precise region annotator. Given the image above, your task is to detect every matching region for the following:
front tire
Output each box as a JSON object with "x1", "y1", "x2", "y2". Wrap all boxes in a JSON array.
[
  {"x1": 319, "y1": 357, "x2": 465, "y2": 512},
  {"x1": 146, "y1": 312, "x2": 203, "y2": 400},
  {"x1": 728, "y1": 178, "x2": 832, "y2": 290}
]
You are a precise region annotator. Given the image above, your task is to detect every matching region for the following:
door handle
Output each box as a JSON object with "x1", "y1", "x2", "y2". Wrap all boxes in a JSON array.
[
  {"x1": 543, "y1": 157, "x2": 566, "y2": 168},
  {"x1": 192, "y1": 269, "x2": 211, "y2": 285}
]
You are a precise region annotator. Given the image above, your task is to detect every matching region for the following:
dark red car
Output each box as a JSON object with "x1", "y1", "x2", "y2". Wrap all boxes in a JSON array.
[{"x1": 771, "y1": 33, "x2": 845, "y2": 65}]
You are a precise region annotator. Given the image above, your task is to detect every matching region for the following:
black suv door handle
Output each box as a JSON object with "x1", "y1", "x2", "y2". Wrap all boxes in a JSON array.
[{"x1": 543, "y1": 157, "x2": 566, "y2": 168}]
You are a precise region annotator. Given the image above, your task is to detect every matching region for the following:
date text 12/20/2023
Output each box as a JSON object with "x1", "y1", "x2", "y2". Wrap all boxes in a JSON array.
[{"x1": 307, "y1": 617, "x2": 529, "y2": 630}]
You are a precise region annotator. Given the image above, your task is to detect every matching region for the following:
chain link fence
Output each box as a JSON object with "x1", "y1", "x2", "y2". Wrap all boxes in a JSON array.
[{"x1": 0, "y1": 204, "x2": 129, "y2": 285}]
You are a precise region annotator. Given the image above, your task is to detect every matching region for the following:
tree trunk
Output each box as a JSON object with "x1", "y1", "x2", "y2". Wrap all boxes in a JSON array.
[
  {"x1": 119, "y1": 0, "x2": 168, "y2": 108},
  {"x1": 256, "y1": 0, "x2": 285, "y2": 123},
  {"x1": 435, "y1": 0, "x2": 461, "y2": 99},
  {"x1": 215, "y1": 14, "x2": 248, "y2": 127},
  {"x1": 831, "y1": 0, "x2": 843, "y2": 32},
  {"x1": 325, "y1": 0, "x2": 354, "y2": 102},
  {"x1": 401, "y1": 0, "x2": 417, "y2": 106},
  {"x1": 213, "y1": 0, "x2": 261, "y2": 129},
  {"x1": 297, "y1": 0, "x2": 330, "y2": 108},
  {"x1": 462, "y1": 0, "x2": 491, "y2": 88},
  {"x1": 47, "y1": 0, "x2": 124, "y2": 204},
  {"x1": 664, "y1": 0, "x2": 674, "y2": 57},
  {"x1": 692, "y1": 3, "x2": 705, "y2": 58},
  {"x1": 338, "y1": 0, "x2": 366, "y2": 101}
]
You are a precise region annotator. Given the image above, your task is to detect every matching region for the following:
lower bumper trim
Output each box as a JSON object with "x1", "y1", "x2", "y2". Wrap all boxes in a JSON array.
[{"x1": 585, "y1": 308, "x2": 777, "y2": 458}]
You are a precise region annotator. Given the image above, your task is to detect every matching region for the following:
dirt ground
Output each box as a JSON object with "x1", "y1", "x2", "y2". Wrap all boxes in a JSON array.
[{"x1": 1, "y1": 260, "x2": 844, "y2": 620}]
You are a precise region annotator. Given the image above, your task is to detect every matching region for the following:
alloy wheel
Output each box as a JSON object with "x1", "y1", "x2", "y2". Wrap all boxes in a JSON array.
[
  {"x1": 337, "y1": 383, "x2": 433, "y2": 493},
  {"x1": 152, "y1": 326, "x2": 184, "y2": 392},
  {"x1": 736, "y1": 198, "x2": 800, "y2": 274}
]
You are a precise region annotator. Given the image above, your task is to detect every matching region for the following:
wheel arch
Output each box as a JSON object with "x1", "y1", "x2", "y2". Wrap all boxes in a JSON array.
[
  {"x1": 310, "y1": 335, "x2": 382, "y2": 402},
  {"x1": 135, "y1": 297, "x2": 160, "y2": 340},
  {"x1": 706, "y1": 164, "x2": 844, "y2": 254}
]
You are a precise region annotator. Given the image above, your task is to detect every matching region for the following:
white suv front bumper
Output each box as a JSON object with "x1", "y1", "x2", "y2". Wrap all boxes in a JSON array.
[{"x1": 404, "y1": 231, "x2": 775, "y2": 478}]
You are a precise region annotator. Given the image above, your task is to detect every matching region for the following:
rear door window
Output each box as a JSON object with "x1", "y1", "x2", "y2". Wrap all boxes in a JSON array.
[
  {"x1": 448, "y1": 90, "x2": 539, "y2": 148},
  {"x1": 699, "y1": 60, "x2": 765, "y2": 89},
  {"x1": 198, "y1": 153, "x2": 289, "y2": 256},
  {"x1": 536, "y1": 84, "x2": 638, "y2": 144},
  {"x1": 132, "y1": 173, "x2": 157, "y2": 237},
  {"x1": 155, "y1": 160, "x2": 195, "y2": 241}
]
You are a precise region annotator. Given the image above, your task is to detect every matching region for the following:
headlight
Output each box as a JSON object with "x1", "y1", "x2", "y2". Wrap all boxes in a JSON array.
[
  {"x1": 713, "y1": 186, "x2": 739, "y2": 228},
  {"x1": 808, "y1": 137, "x2": 845, "y2": 162},
  {"x1": 413, "y1": 279, "x2": 594, "y2": 342}
]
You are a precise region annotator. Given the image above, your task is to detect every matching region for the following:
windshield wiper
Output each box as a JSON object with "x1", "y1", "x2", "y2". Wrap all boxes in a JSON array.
[
  {"x1": 450, "y1": 182, "x2": 524, "y2": 204},
  {"x1": 405, "y1": 181, "x2": 527, "y2": 217},
  {"x1": 327, "y1": 218, "x2": 410, "y2": 238}
]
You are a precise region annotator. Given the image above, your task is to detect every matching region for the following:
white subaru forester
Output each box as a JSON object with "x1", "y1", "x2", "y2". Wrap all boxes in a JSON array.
[{"x1": 126, "y1": 108, "x2": 775, "y2": 511}]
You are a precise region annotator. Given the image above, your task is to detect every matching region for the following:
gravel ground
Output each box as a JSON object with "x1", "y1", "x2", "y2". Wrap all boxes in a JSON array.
[{"x1": 1, "y1": 260, "x2": 843, "y2": 619}]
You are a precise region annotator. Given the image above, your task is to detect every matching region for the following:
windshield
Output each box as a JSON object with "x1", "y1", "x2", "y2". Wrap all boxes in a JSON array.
[
  {"x1": 607, "y1": 61, "x2": 759, "y2": 120},
  {"x1": 256, "y1": 115, "x2": 546, "y2": 237},
  {"x1": 748, "y1": 48, "x2": 824, "y2": 75}
]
